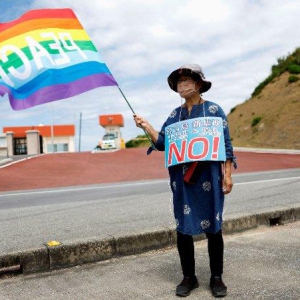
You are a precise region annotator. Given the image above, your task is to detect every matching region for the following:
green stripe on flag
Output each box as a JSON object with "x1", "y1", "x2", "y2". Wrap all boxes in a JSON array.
[{"x1": 0, "y1": 40, "x2": 97, "y2": 74}]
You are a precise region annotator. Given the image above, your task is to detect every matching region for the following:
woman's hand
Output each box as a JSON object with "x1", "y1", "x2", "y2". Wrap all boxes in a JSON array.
[
  {"x1": 222, "y1": 174, "x2": 233, "y2": 194},
  {"x1": 133, "y1": 114, "x2": 159, "y2": 143},
  {"x1": 222, "y1": 159, "x2": 233, "y2": 194},
  {"x1": 133, "y1": 114, "x2": 148, "y2": 129}
]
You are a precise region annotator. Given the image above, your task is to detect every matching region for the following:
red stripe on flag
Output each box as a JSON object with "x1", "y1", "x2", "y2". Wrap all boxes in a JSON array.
[{"x1": 0, "y1": 8, "x2": 77, "y2": 32}]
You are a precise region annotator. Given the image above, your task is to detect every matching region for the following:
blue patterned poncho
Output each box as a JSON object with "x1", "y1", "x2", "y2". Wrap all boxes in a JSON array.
[{"x1": 149, "y1": 101, "x2": 236, "y2": 235}]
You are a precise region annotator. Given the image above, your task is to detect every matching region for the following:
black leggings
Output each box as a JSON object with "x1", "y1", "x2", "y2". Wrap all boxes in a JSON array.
[{"x1": 177, "y1": 230, "x2": 224, "y2": 278}]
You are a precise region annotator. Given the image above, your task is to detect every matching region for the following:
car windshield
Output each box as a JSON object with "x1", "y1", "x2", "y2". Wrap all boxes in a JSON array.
[{"x1": 103, "y1": 135, "x2": 115, "y2": 140}]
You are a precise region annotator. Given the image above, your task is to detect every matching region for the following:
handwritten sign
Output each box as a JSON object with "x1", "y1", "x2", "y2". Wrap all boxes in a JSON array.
[{"x1": 165, "y1": 117, "x2": 226, "y2": 167}]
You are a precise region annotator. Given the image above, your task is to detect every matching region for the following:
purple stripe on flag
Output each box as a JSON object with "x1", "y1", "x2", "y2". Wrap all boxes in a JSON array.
[{"x1": 7, "y1": 73, "x2": 118, "y2": 110}]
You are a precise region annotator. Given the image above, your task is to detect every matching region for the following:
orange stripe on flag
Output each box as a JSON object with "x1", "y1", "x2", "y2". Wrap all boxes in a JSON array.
[{"x1": 0, "y1": 18, "x2": 83, "y2": 43}]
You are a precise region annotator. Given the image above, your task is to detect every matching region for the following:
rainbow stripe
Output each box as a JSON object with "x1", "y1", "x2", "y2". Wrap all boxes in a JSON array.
[{"x1": 0, "y1": 8, "x2": 118, "y2": 110}]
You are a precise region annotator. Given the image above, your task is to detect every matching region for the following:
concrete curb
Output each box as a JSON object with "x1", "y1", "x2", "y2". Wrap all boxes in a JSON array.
[
  {"x1": 0, "y1": 154, "x2": 41, "y2": 169},
  {"x1": 1, "y1": 206, "x2": 299, "y2": 275},
  {"x1": 0, "y1": 158, "x2": 13, "y2": 166}
]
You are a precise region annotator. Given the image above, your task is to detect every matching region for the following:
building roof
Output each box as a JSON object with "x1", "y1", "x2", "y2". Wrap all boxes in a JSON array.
[
  {"x1": 3, "y1": 125, "x2": 75, "y2": 138},
  {"x1": 99, "y1": 114, "x2": 124, "y2": 127}
]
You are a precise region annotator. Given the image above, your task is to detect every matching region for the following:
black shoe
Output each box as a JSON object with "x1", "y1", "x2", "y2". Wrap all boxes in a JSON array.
[
  {"x1": 176, "y1": 276, "x2": 199, "y2": 297},
  {"x1": 210, "y1": 276, "x2": 227, "y2": 297}
]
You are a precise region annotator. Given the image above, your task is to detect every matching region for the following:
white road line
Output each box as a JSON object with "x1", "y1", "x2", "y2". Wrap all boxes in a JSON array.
[
  {"x1": 234, "y1": 176, "x2": 300, "y2": 185},
  {"x1": 0, "y1": 177, "x2": 299, "y2": 198},
  {"x1": 0, "y1": 179, "x2": 169, "y2": 197}
]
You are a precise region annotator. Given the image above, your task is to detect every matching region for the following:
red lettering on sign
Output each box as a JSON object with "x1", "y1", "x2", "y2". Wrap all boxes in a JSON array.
[
  {"x1": 188, "y1": 137, "x2": 209, "y2": 159},
  {"x1": 211, "y1": 136, "x2": 220, "y2": 159},
  {"x1": 168, "y1": 140, "x2": 186, "y2": 165}
]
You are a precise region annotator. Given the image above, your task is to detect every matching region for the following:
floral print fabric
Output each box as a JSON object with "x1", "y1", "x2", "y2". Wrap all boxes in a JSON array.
[{"x1": 153, "y1": 101, "x2": 235, "y2": 235}]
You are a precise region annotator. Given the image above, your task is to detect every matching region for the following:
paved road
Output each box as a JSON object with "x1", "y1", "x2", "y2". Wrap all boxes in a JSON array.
[
  {"x1": 1, "y1": 149, "x2": 300, "y2": 191},
  {"x1": 0, "y1": 168, "x2": 299, "y2": 256},
  {"x1": 0, "y1": 221, "x2": 299, "y2": 300}
]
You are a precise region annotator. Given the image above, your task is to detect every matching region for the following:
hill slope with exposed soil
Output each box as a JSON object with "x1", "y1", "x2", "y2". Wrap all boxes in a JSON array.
[{"x1": 228, "y1": 49, "x2": 300, "y2": 149}]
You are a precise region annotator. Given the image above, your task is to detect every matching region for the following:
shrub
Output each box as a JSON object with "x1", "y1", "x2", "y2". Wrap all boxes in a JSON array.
[
  {"x1": 288, "y1": 75, "x2": 299, "y2": 83},
  {"x1": 229, "y1": 107, "x2": 236, "y2": 114},
  {"x1": 125, "y1": 135, "x2": 150, "y2": 148},
  {"x1": 252, "y1": 73, "x2": 277, "y2": 97},
  {"x1": 252, "y1": 47, "x2": 300, "y2": 96},
  {"x1": 251, "y1": 116, "x2": 262, "y2": 127},
  {"x1": 288, "y1": 64, "x2": 300, "y2": 74}
]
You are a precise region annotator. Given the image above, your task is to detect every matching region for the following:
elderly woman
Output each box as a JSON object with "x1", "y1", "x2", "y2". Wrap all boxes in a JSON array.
[{"x1": 134, "y1": 64, "x2": 236, "y2": 298}]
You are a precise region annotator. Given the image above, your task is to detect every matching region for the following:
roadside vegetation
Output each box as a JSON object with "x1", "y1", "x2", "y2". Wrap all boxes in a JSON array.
[
  {"x1": 252, "y1": 47, "x2": 300, "y2": 97},
  {"x1": 125, "y1": 135, "x2": 151, "y2": 148}
]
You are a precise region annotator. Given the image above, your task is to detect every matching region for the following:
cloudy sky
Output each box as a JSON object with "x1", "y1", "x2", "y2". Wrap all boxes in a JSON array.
[{"x1": 0, "y1": 0, "x2": 299, "y2": 151}]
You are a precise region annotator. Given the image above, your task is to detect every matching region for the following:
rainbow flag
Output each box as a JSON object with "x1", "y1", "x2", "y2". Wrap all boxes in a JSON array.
[{"x1": 0, "y1": 8, "x2": 118, "y2": 110}]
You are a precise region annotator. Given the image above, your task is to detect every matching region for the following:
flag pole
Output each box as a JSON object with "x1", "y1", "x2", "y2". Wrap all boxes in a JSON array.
[
  {"x1": 117, "y1": 86, "x2": 135, "y2": 114},
  {"x1": 117, "y1": 86, "x2": 157, "y2": 150}
]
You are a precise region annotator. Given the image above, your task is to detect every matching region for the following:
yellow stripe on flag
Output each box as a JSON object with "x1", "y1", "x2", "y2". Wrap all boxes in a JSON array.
[{"x1": 0, "y1": 28, "x2": 90, "y2": 50}]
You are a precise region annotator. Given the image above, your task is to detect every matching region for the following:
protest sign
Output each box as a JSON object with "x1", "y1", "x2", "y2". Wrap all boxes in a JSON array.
[{"x1": 165, "y1": 117, "x2": 226, "y2": 167}]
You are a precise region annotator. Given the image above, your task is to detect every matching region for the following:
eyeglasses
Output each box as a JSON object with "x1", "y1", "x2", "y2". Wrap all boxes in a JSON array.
[{"x1": 177, "y1": 77, "x2": 193, "y2": 85}]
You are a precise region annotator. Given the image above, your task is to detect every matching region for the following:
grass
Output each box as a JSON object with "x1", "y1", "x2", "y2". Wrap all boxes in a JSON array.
[
  {"x1": 288, "y1": 75, "x2": 299, "y2": 83},
  {"x1": 251, "y1": 116, "x2": 262, "y2": 127},
  {"x1": 252, "y1": 47, "x2": 300, "y2": 97},
  {"x1": 125, "y1": 135, "x2": 151, "y2": 148}
]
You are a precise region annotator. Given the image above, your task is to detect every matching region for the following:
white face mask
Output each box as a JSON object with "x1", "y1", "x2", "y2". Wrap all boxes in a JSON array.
[{"x1": 177, "y1": 80, "x2": 199, "y2": 98}]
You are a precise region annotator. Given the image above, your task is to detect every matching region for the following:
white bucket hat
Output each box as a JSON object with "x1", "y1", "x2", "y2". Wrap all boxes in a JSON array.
[{"x1": 168, "y1": 64, "x2": 212, "y2": 93}]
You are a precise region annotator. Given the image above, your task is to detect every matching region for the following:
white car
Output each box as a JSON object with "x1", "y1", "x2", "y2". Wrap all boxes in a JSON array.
[{"x1": 100, "y1": 134, "x2": 117, "y2": 150}]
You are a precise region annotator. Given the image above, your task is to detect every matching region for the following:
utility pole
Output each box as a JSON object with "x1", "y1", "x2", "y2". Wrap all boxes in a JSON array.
[
  {"x1": 51, "y1": 104, "x2": 54, "y2": 153},
  {"x1": 78, "y1": 112, "x2": 82, "y2": 152}
]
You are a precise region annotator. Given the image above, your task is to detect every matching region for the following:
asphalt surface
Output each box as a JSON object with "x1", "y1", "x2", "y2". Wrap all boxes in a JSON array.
[
  {"x1": 1, "y1": 148, "x2": 300, "y2": 191},
  {"x1": 0, "y1": 221, "x2": 299, "y2": 300},
  {"x1": 0, "y1": 169, "x2": 299, "y2": 256}
]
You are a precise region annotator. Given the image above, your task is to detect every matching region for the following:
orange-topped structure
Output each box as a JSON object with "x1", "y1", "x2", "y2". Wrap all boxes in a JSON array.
[
  {"x1": 99, "y1": 114, "x2": 124, "y2": 127},
  {"x1": 3, "y1": 125, "x2": 75, "y2": 138},
  {"x1": 2, "y1": 124, "x2": 75, "y2": 155},
  {"x1": 97, "y1": 114, "x2": 125, "y2": 150}
]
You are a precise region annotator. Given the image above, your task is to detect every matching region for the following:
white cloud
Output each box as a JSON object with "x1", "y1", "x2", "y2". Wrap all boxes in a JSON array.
[{"x1": 1, "y1": 0, "x2": 300, "y2": 150}]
